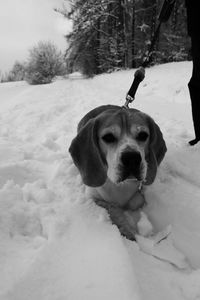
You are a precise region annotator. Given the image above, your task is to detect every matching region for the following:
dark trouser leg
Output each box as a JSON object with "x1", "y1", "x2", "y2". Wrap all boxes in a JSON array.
[
  {"x1": 188, "y1": 82, "x2": 200, "y2": 139},
  {"x1": 188, "y1": 35, "x2": 200, "y2": 142}
]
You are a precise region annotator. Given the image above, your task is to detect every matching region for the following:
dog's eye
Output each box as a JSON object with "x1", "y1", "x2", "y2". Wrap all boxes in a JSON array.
[
  {"x1": 137, "y1": 131, "x2": 149, "y2": 142},
  {"x1": 102, "y1": 133, "x2": 117, "y2": 143}
]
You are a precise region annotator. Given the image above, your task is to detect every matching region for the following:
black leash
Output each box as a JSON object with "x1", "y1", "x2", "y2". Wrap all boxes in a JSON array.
[
  {"x1": 123, "y1": 67, "x2": 145, "y2": 109},
  {"x1": 124, "y1": 0, "x2": 176, "y2": 108}
]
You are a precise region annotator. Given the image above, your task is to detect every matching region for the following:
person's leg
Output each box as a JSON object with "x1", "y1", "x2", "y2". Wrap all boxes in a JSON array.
[
  {"x1": 188, "y1": 81, "x2": 200, "y2": 145},
  {"x1": 188, "y1": 36, "x2": 200, "y2": 145}
]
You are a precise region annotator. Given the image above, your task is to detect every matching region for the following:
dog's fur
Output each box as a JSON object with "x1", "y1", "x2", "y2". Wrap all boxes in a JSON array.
[{"x1": 69, "y1": 105, "x2": 167, "y2": 239}]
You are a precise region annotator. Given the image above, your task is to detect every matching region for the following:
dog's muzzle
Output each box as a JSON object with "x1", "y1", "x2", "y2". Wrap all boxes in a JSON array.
[{"x1": 119, "y1": 150, "x2": 143, "y2": 182}]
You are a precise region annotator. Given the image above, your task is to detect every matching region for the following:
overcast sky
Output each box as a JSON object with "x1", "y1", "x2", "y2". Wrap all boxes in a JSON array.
[{"x1": 0, "y1": 0, "x2": 71, "y2": 72}]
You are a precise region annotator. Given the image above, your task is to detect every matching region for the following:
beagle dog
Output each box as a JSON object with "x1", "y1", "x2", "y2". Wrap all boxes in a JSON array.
[{"x1": 69, "y1": 105, "x2": 167, "y2": 240}]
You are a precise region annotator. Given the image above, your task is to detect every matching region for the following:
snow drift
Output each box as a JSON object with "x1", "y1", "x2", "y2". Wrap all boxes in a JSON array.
[{"x1": 1, "y1": 62, "x2": 200, "y2": 300}]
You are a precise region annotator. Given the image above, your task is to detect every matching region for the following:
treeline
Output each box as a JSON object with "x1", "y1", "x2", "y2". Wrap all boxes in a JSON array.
[
  {"x1": 0, "y1": 61, "x2": 26, "y2": 83},
  {"x1": 58, "y1": 0, "x2": 189, "y2": 76},
  {"x1": 0, "y1": 41, "x2": 66, "y2": 84}
]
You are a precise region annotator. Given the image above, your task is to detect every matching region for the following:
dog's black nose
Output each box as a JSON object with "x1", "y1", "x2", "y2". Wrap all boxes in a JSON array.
[{"x1": 121, "y1": 151, "x2": 141, "y2": 168}]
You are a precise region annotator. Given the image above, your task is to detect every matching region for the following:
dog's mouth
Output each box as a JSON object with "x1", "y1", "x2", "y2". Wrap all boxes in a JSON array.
[
  {"x1": 117, "y1": 150, "x2": 145, "y2": 183},
  {"x1": 117, "y1": 165, "x2": 144, "y2": 183}
]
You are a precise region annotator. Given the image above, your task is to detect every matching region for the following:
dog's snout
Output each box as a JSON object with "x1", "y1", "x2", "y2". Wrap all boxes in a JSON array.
[{"x1": 121, "y1": 151, "x2": 141, "y2": 167}]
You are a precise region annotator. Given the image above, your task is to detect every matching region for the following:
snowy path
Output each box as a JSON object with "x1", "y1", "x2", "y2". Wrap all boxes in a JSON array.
[{"x1": 1, "y1": 62, "x2": 200, "y2": 300}]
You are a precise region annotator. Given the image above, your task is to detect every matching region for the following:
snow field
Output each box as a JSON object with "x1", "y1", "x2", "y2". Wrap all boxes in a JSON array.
[{"x1": 1, "y1": 62, "x2": 200, "y2": 300}]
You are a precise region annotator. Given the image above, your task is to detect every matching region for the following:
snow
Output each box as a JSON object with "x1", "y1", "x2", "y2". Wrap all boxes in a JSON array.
[{"x1": 0, "y1": 61, "x2": 200, "y2": 300}]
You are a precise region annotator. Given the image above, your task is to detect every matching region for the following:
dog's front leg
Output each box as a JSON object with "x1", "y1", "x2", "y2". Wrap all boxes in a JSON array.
[
  {"x1": 127, "y1": 190, "x2": 146, "y2": 211},
  {"x1": 108, "y1": 206, "x2": 141, "y2": 240},
  {"x1": 95, "y1": 199, "x2": 140, "y2": 240}
]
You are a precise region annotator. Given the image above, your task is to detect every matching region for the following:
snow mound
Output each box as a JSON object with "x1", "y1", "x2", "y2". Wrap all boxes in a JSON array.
[{"x1": 1, "y1": 62, "x2": 200, "y2": 300}]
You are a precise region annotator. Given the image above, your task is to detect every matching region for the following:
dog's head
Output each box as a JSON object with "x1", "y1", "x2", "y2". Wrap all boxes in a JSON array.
[{"x1": 69, "y1": 105, "x2": 167, "y2": 187}]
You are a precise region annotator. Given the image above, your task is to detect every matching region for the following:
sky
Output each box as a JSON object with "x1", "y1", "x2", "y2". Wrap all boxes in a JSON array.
[{"x1": 0, "y1": 0, "x2": 72, "y2": 72}]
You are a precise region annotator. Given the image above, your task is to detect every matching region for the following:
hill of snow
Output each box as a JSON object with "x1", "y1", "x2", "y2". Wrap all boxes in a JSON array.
[{"x1": 1, "y1": 62, "x2": 200, "y2": 300}]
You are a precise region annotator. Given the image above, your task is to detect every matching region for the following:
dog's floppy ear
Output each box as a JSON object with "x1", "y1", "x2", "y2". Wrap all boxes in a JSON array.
[
  {"x1": 69, "y1": 118, "x2": 107, "y2": 187},
  {"x1": 145, "y1": 116, "x2": 167, "y2": 185}
]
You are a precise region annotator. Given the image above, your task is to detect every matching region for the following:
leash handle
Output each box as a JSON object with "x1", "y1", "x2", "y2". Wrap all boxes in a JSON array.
[{"x1": 124, "y1": 67, "x2": 145, "y2": 108}]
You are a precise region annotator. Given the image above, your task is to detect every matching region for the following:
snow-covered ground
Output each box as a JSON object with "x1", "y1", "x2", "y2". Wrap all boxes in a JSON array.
[{"x1": 1, "y1": 61, "x2": 200, "y2": 300}]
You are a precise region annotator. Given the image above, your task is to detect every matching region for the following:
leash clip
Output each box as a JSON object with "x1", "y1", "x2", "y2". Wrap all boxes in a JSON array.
[{"x1": 123, "y1": 94, "x2": 134, "y2": 109}]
